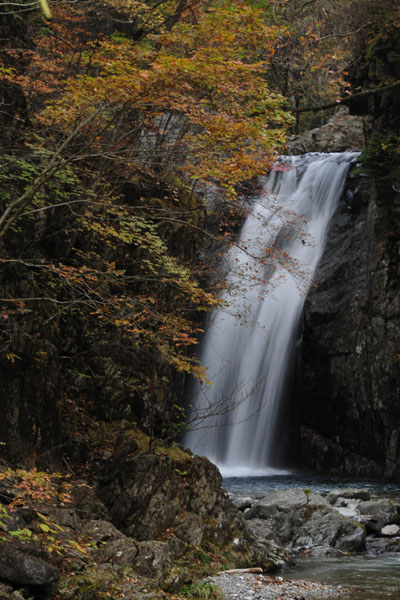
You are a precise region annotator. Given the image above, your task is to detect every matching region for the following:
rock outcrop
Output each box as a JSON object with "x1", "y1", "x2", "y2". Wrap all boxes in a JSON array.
[
  {"x1": 293, "y1": 104, "x2": 400, "y2": 478},
  {"x1": 0, "y1": 440, "x2": 291, "y2": 600},
  {"x1": 93, "y1": 430, "x2": 290, "y2": 576},
  {"x1": 288, "y1": 109, "x2": 365, "y2": 154},
  {"x1": 0, "y1": 544, "x2": 59, "y2": 593}
]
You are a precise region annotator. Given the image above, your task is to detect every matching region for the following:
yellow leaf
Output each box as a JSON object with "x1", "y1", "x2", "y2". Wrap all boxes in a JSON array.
[{"x1": 39, "y1": 0, "x2": 52, "y2": 18}]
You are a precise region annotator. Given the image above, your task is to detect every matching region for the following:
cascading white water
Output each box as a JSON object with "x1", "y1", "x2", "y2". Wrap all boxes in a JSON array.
[{"x1": 184, "y1": 152, "x2": 359, "y2": 477}]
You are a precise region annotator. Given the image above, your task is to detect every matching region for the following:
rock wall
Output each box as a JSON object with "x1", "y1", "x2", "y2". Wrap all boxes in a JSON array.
[
  {"x1": 288, "y1": 108, "x2": 365, "y2": 155},
  {"x1": 295, "y1": 169, "x2": 400, "y2": 476},
  {"x1": 294, "y1": 27, "x2": 400, "y2": 479}
]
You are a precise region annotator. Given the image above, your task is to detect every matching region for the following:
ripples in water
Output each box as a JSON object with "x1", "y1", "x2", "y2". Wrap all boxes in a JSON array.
[{"x1": 222, "y1": 471, "x2": 400, "y2": 499}]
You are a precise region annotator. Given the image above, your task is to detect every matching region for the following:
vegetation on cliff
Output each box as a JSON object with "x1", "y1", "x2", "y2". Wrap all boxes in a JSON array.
[{"x1": 0, "y1": 0, "x2": 295, "y2": 464}]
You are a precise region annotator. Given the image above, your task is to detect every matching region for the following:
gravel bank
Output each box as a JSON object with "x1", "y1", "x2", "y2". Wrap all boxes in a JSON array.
[{"x1": 205, "y1": 572, "x2": 349, "y2": 600}]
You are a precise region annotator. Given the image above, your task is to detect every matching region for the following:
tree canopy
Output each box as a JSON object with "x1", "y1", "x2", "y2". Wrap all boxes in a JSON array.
[{"x1": 0, "y1": 0, "x2": 399, "y2": 441}]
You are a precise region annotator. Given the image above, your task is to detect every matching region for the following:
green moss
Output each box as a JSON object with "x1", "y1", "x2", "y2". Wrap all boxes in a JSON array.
[
  {"x1": 159, "y1": 444, "x2": 192, "y2": 465},
  {"x1": 58, "y1": 564, "x2": 138, "y2": 600}
]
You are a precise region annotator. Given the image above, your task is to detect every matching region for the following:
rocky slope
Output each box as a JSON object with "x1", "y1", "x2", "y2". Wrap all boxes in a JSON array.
[{"x1": 0, "y1": 429, "x2": 291, "y2": 600}]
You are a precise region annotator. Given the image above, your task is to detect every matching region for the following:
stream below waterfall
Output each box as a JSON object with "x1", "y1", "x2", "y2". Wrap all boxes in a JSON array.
[
  {"x1": 224, "y1": 474, "x2": 400, "y2": 600},
  {"x1": 286, "y1": 554, "x2": 400, "y2": 600}
]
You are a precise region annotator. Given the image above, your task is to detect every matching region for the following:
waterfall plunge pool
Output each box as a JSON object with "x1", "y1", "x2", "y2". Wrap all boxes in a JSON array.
[
  {"x1": 222, "y1": 472, "x2": 400, "y2": 498},
  {"x1": 224, "y1": 473, "x2": 400, "y2": 600}
]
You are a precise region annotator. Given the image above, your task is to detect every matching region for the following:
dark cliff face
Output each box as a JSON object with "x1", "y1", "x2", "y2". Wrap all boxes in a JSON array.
[
  {"x1": 295, "y1": 169, "x2": 400, "y2": 477},
  {"x1": 295, "y1": 31, "x2": 400, "y2": 478}
]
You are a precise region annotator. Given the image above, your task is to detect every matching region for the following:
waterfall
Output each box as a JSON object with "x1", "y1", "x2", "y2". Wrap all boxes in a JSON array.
[{"x1": 184, "y1": 152, "x2": 359, "y2": 476}]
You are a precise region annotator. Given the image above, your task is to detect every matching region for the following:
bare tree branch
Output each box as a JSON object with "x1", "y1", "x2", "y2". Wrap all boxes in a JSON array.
[{"x1": 292, "y1": 80, "x2": 400, "y2": 114}]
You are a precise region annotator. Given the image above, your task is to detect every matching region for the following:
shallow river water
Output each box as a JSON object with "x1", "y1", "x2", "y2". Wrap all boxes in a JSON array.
[
  {"x1": 223, "y1": 472, "x2": 400, "y2": 600},
  {"x1": 285, "y1": 554, "x2": 400, "y2": 600}
]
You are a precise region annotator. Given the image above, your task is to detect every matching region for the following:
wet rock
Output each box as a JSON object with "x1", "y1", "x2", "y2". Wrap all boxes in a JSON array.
[
  {"x1": 333, "y1": 525, "x2": 366, "y2": 552},
  {"x1": 246, "y1": 489, "x2": 365, "y2": 554},
  {"x1": 366, "y1": 535, "x2": 400, "y2": 553},
  {"x1": 332, "y1": 498, "x2": 362, "y2": 519},
  {"x1": 232, "y1": 497, "x2": 253, "y2": 511},
  {"x1": 296, "y1": 160, "x2": 400, "y2": 476},
  {"x1": 327, "y1": 489, "x2": 370, "y2": 504},
  {"x1": 358, "y1": 499, "x2": 400, "y2": 532},
  {"x1": 385, "y1": 429, "x2": 400, "y2": 479},
  {"x1": 0, "y1": 545, "x2": 59, "y2": 592},
  {"x1": 358, "y1": 499, "x2": 399, "y2": 517}
]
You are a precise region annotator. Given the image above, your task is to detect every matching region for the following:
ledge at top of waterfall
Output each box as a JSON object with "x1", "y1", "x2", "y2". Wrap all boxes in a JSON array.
[{"x1": 184, "y1": 152, "x2": 359, "y2": 476}]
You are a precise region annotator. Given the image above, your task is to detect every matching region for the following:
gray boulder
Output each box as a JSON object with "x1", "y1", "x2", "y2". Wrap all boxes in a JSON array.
[
  {"x1": 327, "y1": 488, "x2": 371, "y2": 504},
  {"x1": 81, "y1": 519, "x2": 126, "y2": 543},
  {"x1": 247, "y1": 488, "x2": 310, "y2": 520},
  {"x1": 358, "y1": 499, "x2": 400, "y2": 532},
  {"x1": 232, "y1": 496, "x2": 253, "y2": 511},
  {"x1": 93, "y1": 537, "x2": 139, "y2": 566},
  {"x1": 295, "y1": 506, "x2": 365, "y2": 552},
  {"x1": 246, "y1": 488, "x2": 365, "y2": 553},
  {"x1": 0, "y1": 545, "x2": 59, "y2": 592},
  {"x1": 246, "y1": 518, "x2": 275, "y2": 542}
]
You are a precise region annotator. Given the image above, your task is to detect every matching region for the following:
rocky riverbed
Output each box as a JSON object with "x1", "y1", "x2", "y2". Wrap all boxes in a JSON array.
[
  {"x1": 206, "y1": 571, "x2": 349, "y2": 600},
  {"x1": 206, "y1": 485, "x2": 400, "y2": 600},
  {"x1": 233, "y1": 486, "x2": 400, "y2": 557}
]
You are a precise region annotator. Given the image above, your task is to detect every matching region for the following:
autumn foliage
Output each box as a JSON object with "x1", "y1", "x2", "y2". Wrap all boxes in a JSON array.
[
  {"x1": 0, "y1": 0, "x2": 398, "y2": 448},
  {"x1": 0, "y1": 0, "x2": 294, "y2": 447}
]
